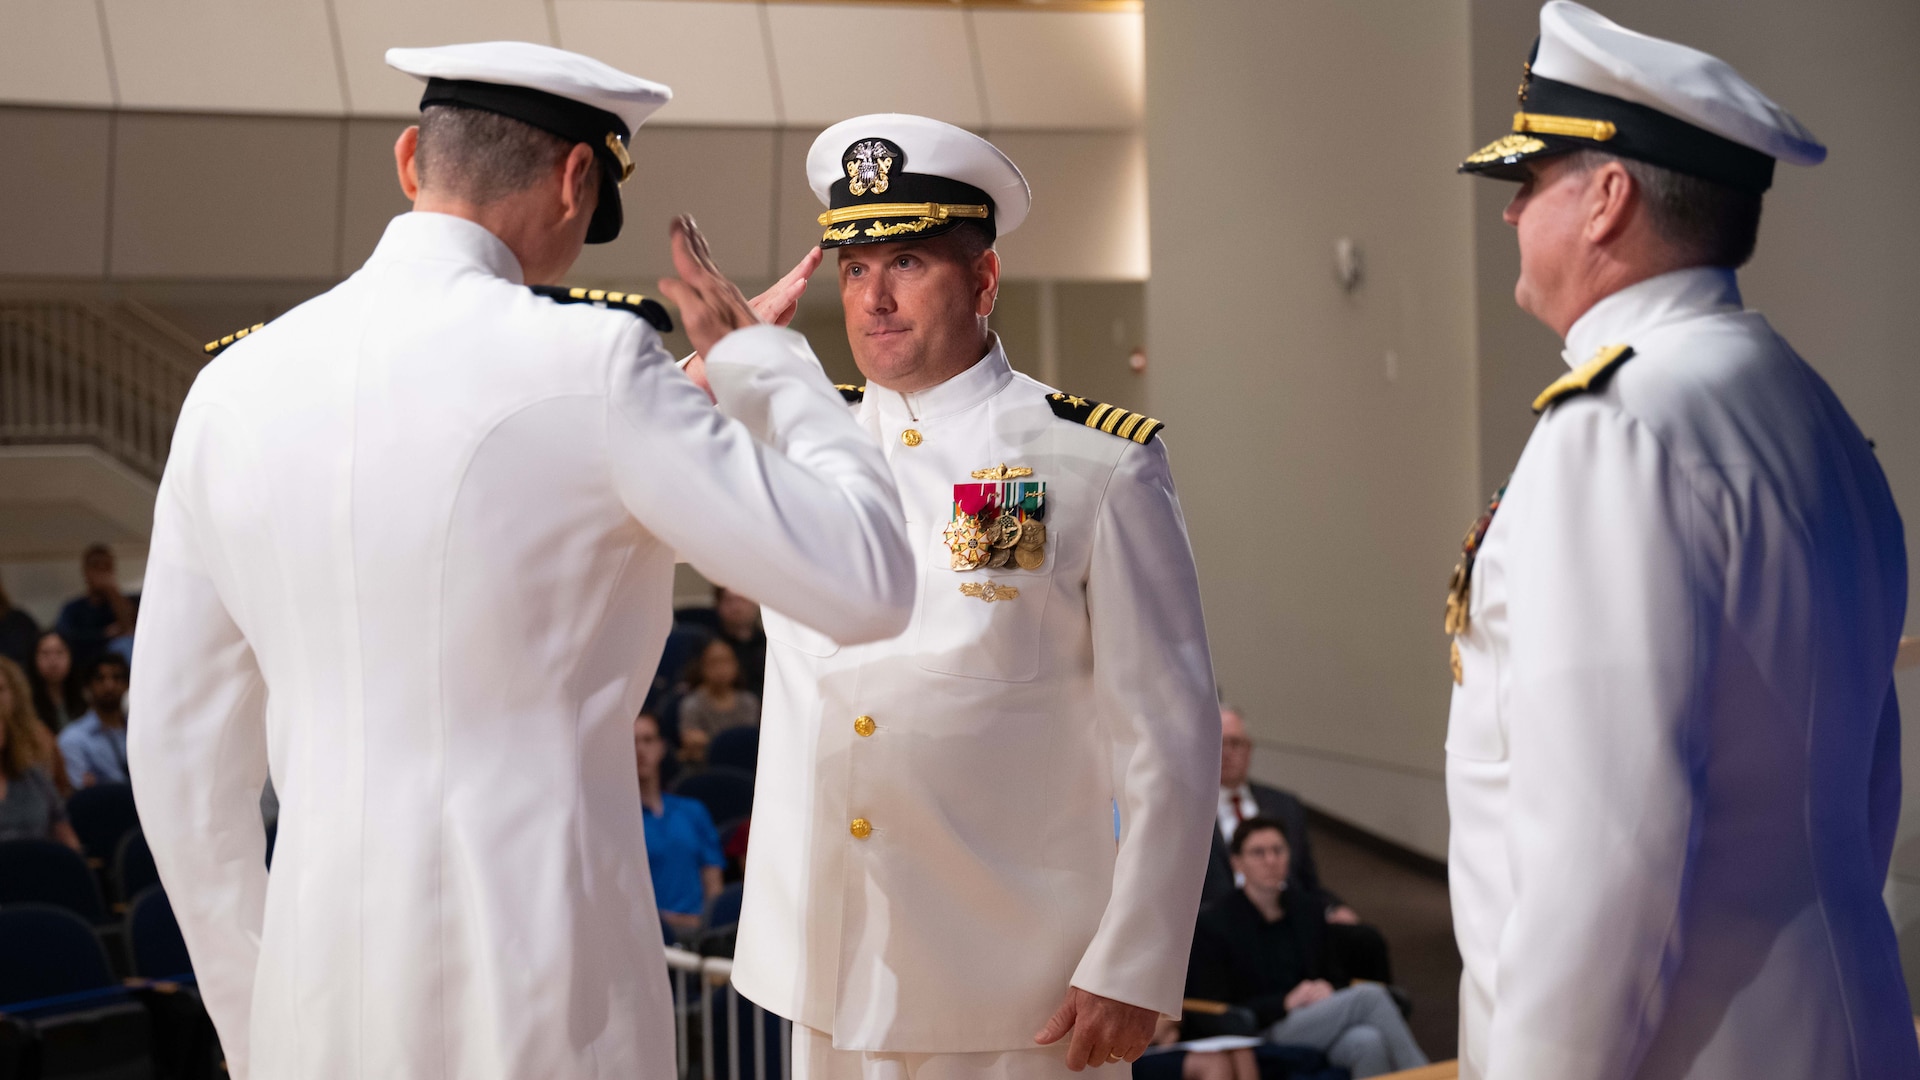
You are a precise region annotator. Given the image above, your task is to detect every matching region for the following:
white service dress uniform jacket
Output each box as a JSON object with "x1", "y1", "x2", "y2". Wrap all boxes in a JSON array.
[
  {"x1": 1446, "y1": 267, "x2": 1915, "y2": 1080},
  {"x1": 127, "y1": 212, "x2": 915, "y2": 1080},
  {"x1": 732, "y1": 341, "x2": 1221, "y2": 1057}
]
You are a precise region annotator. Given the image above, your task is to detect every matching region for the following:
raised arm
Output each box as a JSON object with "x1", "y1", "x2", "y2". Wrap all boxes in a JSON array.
[
  {"x1": 614, "y1": 219, "x2": 913, "y2": 644},
  {"x1": 126, "y1": 412, "x2": 271, "y2": 1078}
]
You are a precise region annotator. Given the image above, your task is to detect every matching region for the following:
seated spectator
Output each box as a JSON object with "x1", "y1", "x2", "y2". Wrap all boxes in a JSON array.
[
  {"x1": 1188, "y1": 817, "x2": 1426, "y2": 1079},
  {"x1": 1146, "y1": 1016, "x2": 1258, "y2": 1080},
  {"x1": 675, "y1": 638, "x2": 760, "y2": 764},
  {"x1": 28, "y1": 630, "x2": 86, "y2": 733},
  {"x1": 675, "y1": 585, "x2": 768, "y2": 695},
  {"x1": 54, "y1": 543, "x2": 139, "y2": 678},
  {"x1": 635, "y1": 712, "x2": 723, "y2": 941},
  {"x1": 58, "y1": 654, "x2": 131, "y2": 789},
  {"x1": 0, "y1": 656, "x2": 80, "y2": 849},
  {"x1": 0, "y1": 575, "x2": 39, "y2": 672},
  {"x1": 1208, "y1": 705, "x2": 1393, "y2": 983}
]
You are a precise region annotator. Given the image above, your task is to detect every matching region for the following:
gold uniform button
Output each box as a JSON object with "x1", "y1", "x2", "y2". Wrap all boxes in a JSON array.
[
  {"x1": 901, "y1": 429, "x2": 922, "y2": 447},
  {"x1": 850, "y1": 818, "x2": 873, "y2": 840},
  {"x1": 854, "y1": 715, "x2": 877, "y2": 737}
]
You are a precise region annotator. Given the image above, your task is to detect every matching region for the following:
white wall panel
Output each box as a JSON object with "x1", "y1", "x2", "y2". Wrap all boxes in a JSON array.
[
  {"x1": 991, "y1": 130, "x2": 1146, "y2": 280},
  {"x1": 333, "y1": 0, "x2": 552, "y2": 116},
  {"x1": 973, "y1": 10, "x2": 1141, "y2": 130},
  {"x1": 101, "y1": 0, "x2": 343, "y2": 114},
  {"x1": 556, "y1": 1, "x2": 778, "y2": 127},
  {"x1": 766, "y1": 4, "x2": 982, "y2": 129},
  {"x1": 0, "y1": 0, "x2": 116, "y2": 107}
]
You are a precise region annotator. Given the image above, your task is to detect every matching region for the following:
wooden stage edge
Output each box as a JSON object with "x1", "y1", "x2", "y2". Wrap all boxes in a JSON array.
[{"x1": 1380, "y1": 1064, "x2": 1457, "y2": 1080}]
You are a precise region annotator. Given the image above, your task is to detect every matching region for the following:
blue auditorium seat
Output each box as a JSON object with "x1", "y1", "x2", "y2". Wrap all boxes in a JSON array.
[
  {"x1": 67, "y1": 783, "x2": 139, "y2": 865},
  {"x1": 0, "y1": 904, "x2": 153, "y2": 1080},
  {"x1": 126, "y1": 888, "x2": 193, "y2": 980},
  {"x1": 671, "y1": 767, "x2": 755, "y2": 826},
  {"x1": 0, "y1": 839, "x2": 108, "y2": 924},
  {"x1": 706, "y1": 726, "x2": 760, "y2": 773},
  {"x1": 115, "y1": 830, "x2": 159, "y2": 905}
]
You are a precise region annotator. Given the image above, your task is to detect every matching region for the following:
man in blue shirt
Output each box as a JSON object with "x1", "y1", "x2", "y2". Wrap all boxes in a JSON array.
[
  {"x1": 635, "y1": 712, "x2": 724, "y2": 939},
  {"x1": 54, "y1": 544, "x2": 139, "y2": 678},
  {"x1": 59, "y1": 654, "x2": 130, "y2": 788}
]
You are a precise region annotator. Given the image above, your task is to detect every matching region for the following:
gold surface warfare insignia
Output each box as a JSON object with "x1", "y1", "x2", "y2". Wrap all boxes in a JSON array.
[
  {"x1": 970, "y1": 463, "x2": 1034, "y2": 481},
  {"x1": 960, "y1": 581, "x2": 1020, "y2": 603}
]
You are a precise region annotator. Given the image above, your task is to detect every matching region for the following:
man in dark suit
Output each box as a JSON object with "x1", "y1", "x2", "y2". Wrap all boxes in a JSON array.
[{"x1": 1206, "y1": 706, "x2": 1391, "y2": 982}]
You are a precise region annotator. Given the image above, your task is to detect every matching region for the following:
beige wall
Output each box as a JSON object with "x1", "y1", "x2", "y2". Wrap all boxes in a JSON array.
[{"x1": 1145, "y1": 0, "x2": 1478, "y2": 858}]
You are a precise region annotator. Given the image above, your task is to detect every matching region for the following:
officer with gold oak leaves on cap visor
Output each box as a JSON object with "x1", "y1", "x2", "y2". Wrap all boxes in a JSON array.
[
  {"x1": 127, "y1": 41, "x2": 913, "y2": 1080},
  {"x1": 707, "y1": 114, "x2": 1220, "y2": 1080},
  {"x1": 1445, "y1": 5, "x2": 1913, "y2": 1080}
]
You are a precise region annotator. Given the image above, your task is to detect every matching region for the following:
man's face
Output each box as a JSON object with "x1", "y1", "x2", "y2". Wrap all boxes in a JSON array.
[
  {"x1": 634, "y1": 715, "x2": 664, "y2": 777},
  {"x1": 88, "y1": 664, "x2": 128, "y2": 713},
  {"x1": 715, "y1": 589, "x2": 758, "y2": 638},
  {"x1": 1220, "y1": 708, "x2": 1252, "y2": 789},
  {"x1": 1231, "y1": 827, "x2": 1291, "y2": 893},
  {"x1": 837, "y1": 236, "x2": 993, "y2": 390},
  {"x1": 1503, "y1": 155, "x2": 1594, "y2": 326},
  {"x1": 83, "y1": 550, "x2": 116, "y2": 591}
]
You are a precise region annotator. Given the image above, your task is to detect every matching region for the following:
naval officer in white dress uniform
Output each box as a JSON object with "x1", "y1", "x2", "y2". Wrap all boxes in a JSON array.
[
  {"x1": 1446, "y1": 6, "x2": 1914, "y2": 1079},
  {"x1": 729, "y1": 115, "x2": 1221, "y2": 1079},
  {"x1": 128, "y1": 43, "x2": 914, "y2": 1080}
]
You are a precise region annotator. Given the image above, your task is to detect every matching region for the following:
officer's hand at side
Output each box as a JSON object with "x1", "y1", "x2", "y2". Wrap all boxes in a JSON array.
[
  {"x1": 1034, "y1": 986, "x2": 1158, "y2": 1071},
  {"x1": 657, "y1": 215, "x2": 759, "y2": 359}
]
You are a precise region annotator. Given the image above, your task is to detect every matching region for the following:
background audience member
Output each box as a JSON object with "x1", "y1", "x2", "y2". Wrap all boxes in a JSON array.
[
  {"x1": 58, "y1": 654, "x2": 131, "y2": 789},
  {"x1": 636, "y1": 712, "x2": 724, "y2": 941},
  {"x1": 54, "y1": 543, "x2": 139, "y2": 677},
  {"x1": 1188, "y1": 818, "x2": 1425, "y2": 1078},
  {"x1": 675, "y1": 637, "x2": 760, "y2": 764},
  {"x1": 0, "y1": 656, "x2": 81, "y2": 849},
  {"x1": 28, "y1": 630, "x2": 86, "y2": 733},
  {"x1": 676, "y1": 585, "x2": 768, "y2": 696},
  {"x1": 0, "y1": 574, "x2": 39, "y2": 671}
]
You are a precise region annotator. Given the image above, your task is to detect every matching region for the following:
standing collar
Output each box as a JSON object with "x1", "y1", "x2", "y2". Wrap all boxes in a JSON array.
[
  {"x1": 869, "y1": 334, "x2": 1014, "y2": 424},
  {"x1": 365, "y1": 211, "x2": 526, "y2": 285},
  {"x1": 1562, "y1": 266, "x2": 1743, "y2": 369}
]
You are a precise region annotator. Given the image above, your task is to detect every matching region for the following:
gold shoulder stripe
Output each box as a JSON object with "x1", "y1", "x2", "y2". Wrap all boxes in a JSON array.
[
  {"x1": 203, "y1": 323, "x2": 267, "y2": 357},
  {"x1": 1532, "y1": 344, "x2": 1635, "y2": 413},
  {"x1": 1046, "y1": 392, "x2": 1164, "y2": 444},
  {"x1": 531, "y1": 284, "x2": 674, "y2": 333}
]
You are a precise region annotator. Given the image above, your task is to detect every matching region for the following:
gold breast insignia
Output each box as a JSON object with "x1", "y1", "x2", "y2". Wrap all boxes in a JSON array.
[
  {"x1": 970, "y1": 463, "x2": 1033, "y2": 481},
  {"x1": 960, "y1": 581, "x2": 1020, "y2": 603}
]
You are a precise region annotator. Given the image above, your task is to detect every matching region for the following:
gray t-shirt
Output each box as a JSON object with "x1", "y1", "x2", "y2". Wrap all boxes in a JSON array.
[
  {"x1": 678, "y1": 688, "x2": 761, "y2": 740},
  {"x1": 0, "y1": 766, "x2": 66, "y2": 842}
]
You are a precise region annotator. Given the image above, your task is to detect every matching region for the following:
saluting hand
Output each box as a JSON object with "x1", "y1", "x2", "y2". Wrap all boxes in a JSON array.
[
  {"x1": 1035, "y1": 986, "x2": 1159, "y2": 1071},
  {"x1": 677, "y1": 244, "x2": 824, "y2": 398},
  {"x1": 658, "y1": 216, "x2": 759, "y2": 364}
]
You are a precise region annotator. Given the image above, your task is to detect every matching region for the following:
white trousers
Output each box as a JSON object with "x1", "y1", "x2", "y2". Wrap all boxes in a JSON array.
[{"x1": 794, "y1": 1025, "x2": 1122, "y2": 1080}]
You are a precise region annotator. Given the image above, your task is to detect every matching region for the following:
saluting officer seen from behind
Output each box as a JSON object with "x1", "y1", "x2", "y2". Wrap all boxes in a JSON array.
[
  {"x1": 1446, "y1": 5, "x2": 1912, "y2": 1080},
  {"x1": 730, "y1": 115, "x2": 1222, "y2": 1080},
  {"x1": 128, "y1": 42, "x2": 915, "y2": 1080}
]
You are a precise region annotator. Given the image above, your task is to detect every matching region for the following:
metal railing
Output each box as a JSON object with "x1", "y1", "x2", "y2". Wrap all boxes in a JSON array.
[
  {"x1": 0, "y1": 301, "x2": 203, "y2": 482},
  {"x1": 665, "y1": 947, "x2": 792, "y2": 1080}
]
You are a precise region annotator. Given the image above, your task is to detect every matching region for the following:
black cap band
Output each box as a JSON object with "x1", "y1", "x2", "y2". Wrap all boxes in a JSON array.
[
  {"x1": 820, "y1": 138, "x2": 997, "y2": 248},
  {"x1": 420, "y1": 77, "x2": 631, "y2": 243},
  {"x1": 1518, "y1": 76, "x2": 1776, "y2": 193}
]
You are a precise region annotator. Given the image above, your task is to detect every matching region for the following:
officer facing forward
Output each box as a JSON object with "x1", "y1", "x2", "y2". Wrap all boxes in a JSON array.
[
  {"x1": 1447, "y1": 5, "x2": 1913, "y2": 1079},
  {"x1": 128, "y1": 42, "x2": 914, "y2": 1080},
  {"x1": 731, "y1": 115, "x2": 1221, "y2": 1080}
]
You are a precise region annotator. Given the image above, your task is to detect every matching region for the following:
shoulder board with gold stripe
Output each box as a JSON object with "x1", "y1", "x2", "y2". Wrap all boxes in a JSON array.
[
  {"x1": 1532, "y1": 344, "x2": 1635, "y2": 414},
  {"x1": 1046, "y1": 392, "x2": 1164, "y2": 444},
  {"x1": 835, "y1": 384, "x2": 867, "y2": 405},
  {"x1": 202, "y1": 322, "x2": 268, "y2": 358},
  {"x1": 530, "y1": 285, "x2": 673, "y2": 333},
  {"x1": 201, "y1": 284, "x2": 677, "y2": 360}
]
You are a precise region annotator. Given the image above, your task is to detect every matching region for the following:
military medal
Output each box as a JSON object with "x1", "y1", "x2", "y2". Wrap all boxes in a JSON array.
[
  {"x1": 947, "y1": 471, "x2": 1048, "y2": 573},
  {"x1": 1445, "y1": 480, "x2": 1506, "y2": 684}
]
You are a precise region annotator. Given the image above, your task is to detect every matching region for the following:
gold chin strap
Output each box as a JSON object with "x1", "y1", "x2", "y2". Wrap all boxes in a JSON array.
[
  {"x1": 1513, "y1": 112, "x2": 1617, "y2": 142},
  {"x1": 604, "y1": 133, "x2": 634, "y2": 183},
  {"x1": 816, "y1": 202, "x2": 989, "y2": 227}
]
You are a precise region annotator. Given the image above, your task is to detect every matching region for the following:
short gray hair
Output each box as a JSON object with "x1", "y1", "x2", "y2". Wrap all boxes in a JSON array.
[
  {"x1": 416, "y1": 104, "x2": 573, "y2": 204},
  {"x1": 1571, "y1": 150, "x2": 1765, "y2": 269}
]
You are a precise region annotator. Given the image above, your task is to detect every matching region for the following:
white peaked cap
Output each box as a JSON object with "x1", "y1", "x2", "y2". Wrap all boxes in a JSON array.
[
  {"x1": 1536, "y1": 2, "x2": 1823, "y2": 165},
  {"x1": 808, "y1": 114, "x2": 1031, "y2": 237},
  {"x1": 386, "y1": 41, "x2": 671, "y2": 138}
]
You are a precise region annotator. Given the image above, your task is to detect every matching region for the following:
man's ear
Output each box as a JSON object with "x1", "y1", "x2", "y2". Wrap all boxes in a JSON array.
[
  {"x1": 394, "y1": 126, "x2": 423, "y2": 202},
  {"x1": 1584, "y1": 159, "x2": 1637, "y2": 246},
  {"x1": 975, "y1": 247, "x2": 1002, "y2": 318},
  {"x1": 559, "y1": 143, "x2": 599, "y2": 225}
]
